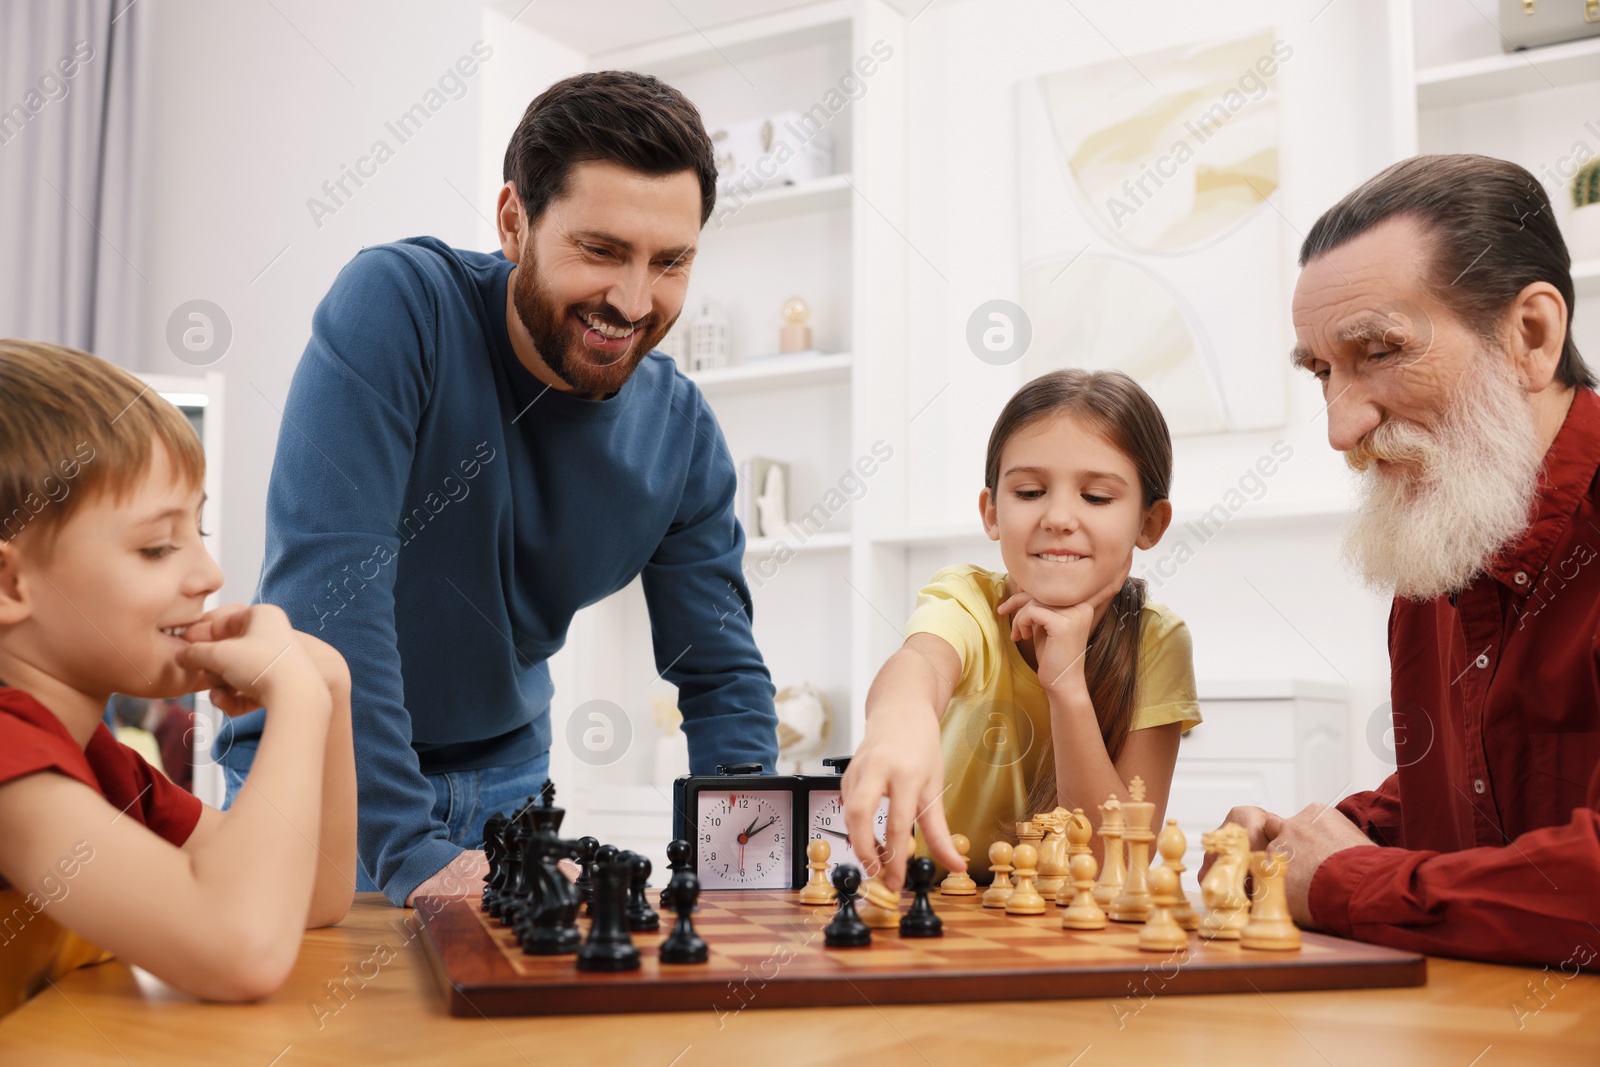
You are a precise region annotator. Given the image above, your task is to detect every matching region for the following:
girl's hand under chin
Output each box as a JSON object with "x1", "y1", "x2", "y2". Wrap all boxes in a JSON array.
[{"x1": 997, "y1": 550, "x2": 1134, "y2": 697}]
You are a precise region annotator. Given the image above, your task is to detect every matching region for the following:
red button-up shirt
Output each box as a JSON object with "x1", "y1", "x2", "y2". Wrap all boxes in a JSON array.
[{"x1": 1309, "y1": 388, "x2": 1600, "y2": 968}]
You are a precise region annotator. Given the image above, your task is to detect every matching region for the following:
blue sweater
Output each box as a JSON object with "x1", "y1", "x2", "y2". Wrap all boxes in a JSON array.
[{"x1": 217, "y1": 238, "x2": 778, "y2": 904}]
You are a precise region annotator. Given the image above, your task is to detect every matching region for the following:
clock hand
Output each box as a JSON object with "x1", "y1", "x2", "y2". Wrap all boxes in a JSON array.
[
  {"x1": 745, "y1": 816, "x2": 779, "y2": 839},
  {"x1": 817, "y1": 826, "x2": 852, "y2": 841}
]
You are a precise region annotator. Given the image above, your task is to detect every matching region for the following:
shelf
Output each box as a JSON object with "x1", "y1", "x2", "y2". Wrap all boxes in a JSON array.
[
  {"x1": 589, "y1": 0, "x2": 852, "y2": 78},
  {"x1": 870, "y1": 499, "x2": 1351, "y2": 548},
  {"x1": 745, "y1": 530, "x2": 851, "y2": 556},
  {"x1": 690, "y1": 351, "x2": 852, "y2": 396},
  {"x1": 1575, "y1": 258, "x2": 1600, "y2": 300},
  {"x1": 1415, "y1": 36, "x2": 1600, "y2": 109},
  {"x1": 707, "y1": 172, "x2": 853, "y2": 230}
]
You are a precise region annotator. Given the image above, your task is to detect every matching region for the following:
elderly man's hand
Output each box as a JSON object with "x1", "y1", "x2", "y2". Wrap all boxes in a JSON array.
[
  {"x1": 1195, "y1": 804, "x2": 1278, "y2": 883},
  {"x1": 1267, "y1": 802, "x2": 1377, "y2": 927}
]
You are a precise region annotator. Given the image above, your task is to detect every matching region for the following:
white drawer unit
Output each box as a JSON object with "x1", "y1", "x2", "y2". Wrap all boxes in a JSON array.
[{"x1": 1170, "y1": 680, "x2": 1350, "y2": 874}]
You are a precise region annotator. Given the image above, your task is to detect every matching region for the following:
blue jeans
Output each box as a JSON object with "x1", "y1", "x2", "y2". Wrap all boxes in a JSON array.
[{"x1": 223, "y1": 748, "x2": 551, "y2": 893}]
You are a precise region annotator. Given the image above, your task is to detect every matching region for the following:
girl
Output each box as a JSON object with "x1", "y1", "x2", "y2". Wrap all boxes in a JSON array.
[{"x1": 841, "y1": 369, "x2": 1200, "y2": 890}]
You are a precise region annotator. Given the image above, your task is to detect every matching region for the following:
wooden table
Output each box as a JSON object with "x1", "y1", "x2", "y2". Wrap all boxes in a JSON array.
[{"x1": 2, "y1": 895, "x2": 1596, "y2": 1066}]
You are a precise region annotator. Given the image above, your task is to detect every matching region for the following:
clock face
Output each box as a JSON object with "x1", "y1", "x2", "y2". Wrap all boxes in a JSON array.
[
  {"x1": 695, "y1": 790, "x2": 793, "y2": 889},
  {"x1": 807, "y1": 790, "x2": 890, "y2": 871}
]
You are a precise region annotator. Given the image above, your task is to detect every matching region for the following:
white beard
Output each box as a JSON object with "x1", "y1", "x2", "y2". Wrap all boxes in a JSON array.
[{"x1": 1342, "y1": 350, "x2": 1544, "y2": 602}]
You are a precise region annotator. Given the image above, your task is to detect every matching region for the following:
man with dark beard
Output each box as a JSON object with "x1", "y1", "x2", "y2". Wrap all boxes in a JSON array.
[
  {"x1": 1210, "y1": 154, "x2": 1599, "y2": 967},
  {"x1": 215, "y1": 72, "x2": 779, "y2": 907}
]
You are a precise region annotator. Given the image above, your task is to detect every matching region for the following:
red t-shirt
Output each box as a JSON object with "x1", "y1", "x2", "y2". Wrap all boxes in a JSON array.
[
  {"x1": 0, "y1": 686, "x2": 204, "y2": 1016},
  {"x1": 0, "y1": 686, "x2": 202, "y2": 863}
]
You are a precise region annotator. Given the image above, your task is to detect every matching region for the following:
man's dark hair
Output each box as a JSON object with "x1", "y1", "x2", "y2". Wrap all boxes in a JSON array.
[
  {"x1": 1300, "y1": 154, "x2": 1594, "y2": 390},
  {"x1": 503, "y1": 70, "x2": 717, "y2": 228}
]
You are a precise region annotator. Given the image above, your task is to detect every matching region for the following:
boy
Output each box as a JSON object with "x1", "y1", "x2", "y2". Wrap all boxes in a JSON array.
[{"x1": 0, "y1": 340, "x2": 355, "y2": 1015}]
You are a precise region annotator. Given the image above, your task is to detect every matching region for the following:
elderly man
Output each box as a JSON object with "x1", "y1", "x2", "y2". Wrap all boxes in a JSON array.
[{"x1": 1217, "y1": 154, "x2": 1599, "y2": 967}]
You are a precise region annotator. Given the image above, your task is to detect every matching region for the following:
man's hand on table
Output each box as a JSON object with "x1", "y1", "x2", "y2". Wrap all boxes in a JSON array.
[
  {"x1": 403, "y1": 849, "x2": 583, "y2": 907},
  {"x1": 406, "y1": 850, "x2": 488, "y2": 907},
  {"x1": 1198, "y1": 802, "x2": 1378, "y2": 928}
]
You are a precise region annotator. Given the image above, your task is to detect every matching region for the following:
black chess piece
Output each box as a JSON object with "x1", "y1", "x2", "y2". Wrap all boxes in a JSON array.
[
  {"x1": 587, "y1": 844, "x2": 618, "y2": 918},
  {"x1": 626, "y1": 854, "x2": 660, "y2": 932},
  {"x1": 497, "y1": 820, "x2": 534, "y2": 927},
  {"x1": 658, "y1": 870, "x2": 708, "y2": 965},
  {"x1": 824, "y1": 863, "x2": 871, "y2": 948},
  {"x1": 660, "y1": 838, "x2": 693, "y2": 910},
  {"x1": 518, "y1": 835, "x2": 582, "y2": 955},
  {"x1": 577, "y1": 850, "x2": 641, "y2": 972},
  {"x1": 511, "y1": 788, "x2": 582, "y2": 956},
  {"x1": 481, "y1": 812, "x2": 511, "y2": 916},
  {"x1": 898, "y1": 857, "x2": 944, "y2": 938},
  {"x1": 575, "y1": 836, "x2": 599, "y2": 913}
]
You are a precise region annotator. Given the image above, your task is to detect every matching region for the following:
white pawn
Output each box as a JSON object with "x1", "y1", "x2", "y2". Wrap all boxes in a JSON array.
[
  {"x1": 1005, "y1": 844, "x2": 1046, "y2": 915},
  {"x1": 1061, "y1": 852, "x2": 1107, "y2": 930},
  {"x1": 940, "y1": 834, "x2": 978, "y2": 896},
  {"x1": 798, "y1": 838, "x2": 836, "y2": 906},
  {"x1": 1137, "y1": 865, "x2": 1189, "y2": 953},
  {"x1": 982, "y1": 841, "x2": 1015, "y2": 909}
]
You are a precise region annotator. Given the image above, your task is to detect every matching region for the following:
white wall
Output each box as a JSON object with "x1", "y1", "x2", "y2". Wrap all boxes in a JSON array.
[{"x1": 133, "y1": 0, "x2": 582, "y2": 611}]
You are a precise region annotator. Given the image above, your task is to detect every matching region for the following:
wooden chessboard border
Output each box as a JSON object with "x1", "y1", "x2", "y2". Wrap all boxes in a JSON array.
[{"x1": 416, "y1": 893, "x2": 1427, "y2": 1017}]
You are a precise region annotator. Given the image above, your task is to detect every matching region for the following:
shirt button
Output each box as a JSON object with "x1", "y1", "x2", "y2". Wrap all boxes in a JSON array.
[
  {"x1": 1474, "y1": 779, "x2": 1486, "y2": 795},
  {"x1": 1475, "y1": 653, "x2": 1489, "y2": 668},
  {"x1": 1513, "y1": 571, "x2": 1528, "y2": 585}
]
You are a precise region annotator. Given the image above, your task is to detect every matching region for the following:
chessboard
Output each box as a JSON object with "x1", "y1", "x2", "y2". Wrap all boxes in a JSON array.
[{"x1": 416, "y1": 890, "x2": 1426, "y2": 1017}]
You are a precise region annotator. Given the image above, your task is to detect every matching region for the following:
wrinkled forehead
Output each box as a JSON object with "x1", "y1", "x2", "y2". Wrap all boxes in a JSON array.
[{"x1": 1291, "y1": 221, "x2": 1440, "y2": 361}]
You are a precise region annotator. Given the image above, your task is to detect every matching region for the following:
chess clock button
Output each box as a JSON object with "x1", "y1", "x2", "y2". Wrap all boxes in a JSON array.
[
  {"x1": 696, "y1": 790, "x2": 793, "y2": 889},
  {"x1": 807, "y1": 791, "x2": 890, "y2": 869}
]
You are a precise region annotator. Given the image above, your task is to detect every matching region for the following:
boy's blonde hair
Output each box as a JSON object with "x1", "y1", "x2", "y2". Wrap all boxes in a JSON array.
[{"x1": 0, "y1": 340, "x2": 205, "y2": 548}]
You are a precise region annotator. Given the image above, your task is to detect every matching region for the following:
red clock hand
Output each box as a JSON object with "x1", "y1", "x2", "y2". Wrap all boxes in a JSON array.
[{"x1": 738, "y1": 832, "x2": 747, "y2": 872}]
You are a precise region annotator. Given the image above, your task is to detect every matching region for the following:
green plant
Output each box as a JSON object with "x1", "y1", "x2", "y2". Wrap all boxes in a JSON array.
[{"x1": 1575, "y1": 159, "x2": 1600, "y2": 209}]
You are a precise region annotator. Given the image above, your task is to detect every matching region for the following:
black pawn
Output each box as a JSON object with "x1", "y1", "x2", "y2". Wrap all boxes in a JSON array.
[
  {"x1": 658, "y1": 871, "x2": 709, "y2": 965},
  {"x1": 626, "y1": 854, "x2": 660, "y2": 932},
  {"x1": 587, "y1": 844, "x2": 617, "y2": 918},
  {"x1": 899, "y1": 858, "x2": 943, "y2": 938},
  {"x1": 575, "y1": 836, "x2": 599, "y2": 912},
  {"x1": 660, "y1": 838, "x2": 693, "y2": 910},
  {"x1": 576, "y1": 850, "x2": 640, "y2": 972},
  {"x1": 824, "y1": 864, "x2": 872, "y2": 948}
]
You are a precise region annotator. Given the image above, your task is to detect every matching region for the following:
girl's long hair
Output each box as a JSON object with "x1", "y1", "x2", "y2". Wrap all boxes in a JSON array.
[{"x1": 983, "y1": 369, "x2": 1173, "y2": 823}]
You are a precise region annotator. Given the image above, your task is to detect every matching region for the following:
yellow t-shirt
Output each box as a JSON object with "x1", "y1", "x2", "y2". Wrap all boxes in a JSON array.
[{"x1": 905, "y1": 564, "x2": 1201, "y2": 856}]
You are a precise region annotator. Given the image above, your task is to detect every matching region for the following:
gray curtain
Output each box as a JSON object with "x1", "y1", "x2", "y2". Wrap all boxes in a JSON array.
[{"x1": 0, "y1": 0, "x2": 145, "y2": 365}]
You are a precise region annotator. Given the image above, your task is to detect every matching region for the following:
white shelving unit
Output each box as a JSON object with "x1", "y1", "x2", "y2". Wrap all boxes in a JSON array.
[
  {"x1": 504, "y1": 1, "x2": 912, "y2": 868},
  {"x1": 1397, "y1": 3, "x2": 1600, "y2": 291},
  {"x1": 1413, "y1": 33, "x2": 1600, "y2": 108},
  {"x1": 1388, "y1": 1, "x2": 1600, "y2": 433}
]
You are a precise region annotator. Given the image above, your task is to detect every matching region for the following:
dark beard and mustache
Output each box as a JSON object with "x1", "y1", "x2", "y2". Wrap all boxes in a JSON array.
[
  {"x1": 1342, "y1": 344, "x2": 1544, "y2": 602},
  {"x1": 510, "y1": 248, "x2": 675, "y2": 397}
]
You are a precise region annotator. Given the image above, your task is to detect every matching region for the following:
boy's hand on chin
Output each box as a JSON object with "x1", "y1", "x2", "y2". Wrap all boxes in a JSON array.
[{"x1": 176, "y1": 604, "x2": 321, "y2": 716}]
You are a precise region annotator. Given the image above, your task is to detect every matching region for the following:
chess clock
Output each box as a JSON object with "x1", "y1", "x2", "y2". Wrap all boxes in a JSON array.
[
  {"x1": 672, "y1": 759, "x2": 895, "y2": 890},
  {"x1": 677, "y1": 764, "x2": 796, "y2": 890},
  {"x1": 804, "y1": 756, "x2": 891, "y2": 872}
]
